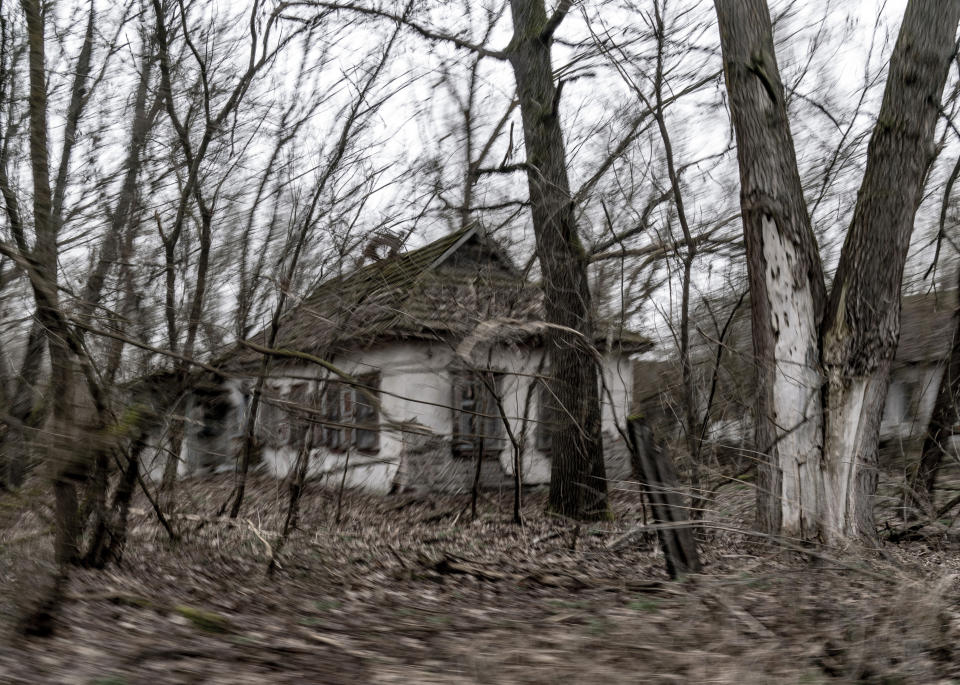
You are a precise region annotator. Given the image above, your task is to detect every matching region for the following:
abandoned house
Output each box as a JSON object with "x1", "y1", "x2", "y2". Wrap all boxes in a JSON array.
[
  {"x1": 162, "y1": 226, "x2": 651, "y2": 493},
  {"x1": 633, "y1": 288, "x2": 960, "y2": 459},
  {"x1": 881, "y1": 290, "x2": 958, "y2": 448}
]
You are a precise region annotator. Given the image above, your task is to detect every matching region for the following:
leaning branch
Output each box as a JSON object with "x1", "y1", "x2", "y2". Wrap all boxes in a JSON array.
[
  {"x1": 541, "y1": 0, "x2": 572, "y2": 42},
  {"x1": 474, "y1": 162, "x2": 531, "y2": 175},
  {"x1": 294, "y1": 1, "x2": 508, "y2": 60}
]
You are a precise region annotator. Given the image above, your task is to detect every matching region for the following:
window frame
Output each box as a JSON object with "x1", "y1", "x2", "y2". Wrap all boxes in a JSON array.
[
  {"x1": 285, "y1": 381, "x2": 310, "y2": 448},
  {"x1": 535, "y1": 375, "x2": 560, "y2": 455},
  {"x1": 317, "y1": 372, "x2": 381, "y2": 454},
  {"x1": 451, "y1": 369, "x2": 506, "y2": 459}
]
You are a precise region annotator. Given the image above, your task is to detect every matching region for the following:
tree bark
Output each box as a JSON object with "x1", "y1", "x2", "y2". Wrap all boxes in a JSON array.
[
  {"x1": 818, "y1": 0, "x2": 959, "y2": 540},
  {"x1": 715, "y1": 0, "x2": 960, "y2": 541},
  {"x1": 21, "y1": 0, "x2": 86, "y2": 564},
  {"x1": 715, "y1": 0, "x2": 826, "y2": 537},
  {"x1": 507, "y1": 0, "x2": 608, "y2": 520}
]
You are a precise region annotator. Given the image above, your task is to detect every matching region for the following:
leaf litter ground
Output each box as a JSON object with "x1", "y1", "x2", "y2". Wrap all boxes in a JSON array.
[{"x1": 2, "y1": 472, "x2": 960, "y2": 683}]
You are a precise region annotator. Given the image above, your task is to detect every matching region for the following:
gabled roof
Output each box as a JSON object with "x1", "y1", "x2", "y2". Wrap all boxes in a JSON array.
[{"x1": 228, "y1": 225, "x2": 650, "y2": 369}]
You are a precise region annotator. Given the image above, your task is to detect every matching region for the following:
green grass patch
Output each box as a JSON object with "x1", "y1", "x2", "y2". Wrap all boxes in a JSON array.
[
  {"x1": 173, "y1": 605, "x2": 231, "y2": 633},
  {"x1": 628, "y1": 598, "x2": 659, "y2": 612}
]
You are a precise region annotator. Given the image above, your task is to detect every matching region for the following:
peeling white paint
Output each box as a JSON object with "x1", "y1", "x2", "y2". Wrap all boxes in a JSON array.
[{"x1": 760, "y1": 215, "x2": 823, "y2": 536}]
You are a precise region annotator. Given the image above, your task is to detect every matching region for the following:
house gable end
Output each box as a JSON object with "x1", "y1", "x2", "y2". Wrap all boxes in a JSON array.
[{"x1": 429, "y1": 227, "x2": 519, "y2": 279}]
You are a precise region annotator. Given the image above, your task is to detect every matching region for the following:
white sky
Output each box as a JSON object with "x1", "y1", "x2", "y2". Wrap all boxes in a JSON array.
[{"x1": 4, "y1": 0, "x2": 958, "y2": 364}]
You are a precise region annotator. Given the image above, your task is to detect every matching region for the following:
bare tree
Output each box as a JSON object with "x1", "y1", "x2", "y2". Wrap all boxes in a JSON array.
[
  {"x1": 149, "y1": 0, "x2": 292, "y2": 499},
  {"x1": 716, "y1": 0, "x2": 960, "y2": 541},
  {"x1": 498, "y1": 0, "x2": 608, "y2": 519},
  {"x1": 290, "y1": 0, "x2": 613, "y2": 520},
  {"x1": 228, "y1": 17, "x2": 407, "y2": 518}
]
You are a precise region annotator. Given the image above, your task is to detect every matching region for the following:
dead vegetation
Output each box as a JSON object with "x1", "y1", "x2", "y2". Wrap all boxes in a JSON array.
[{"x1": 2, "y1": 473, "x2": 960, "y2": 683}]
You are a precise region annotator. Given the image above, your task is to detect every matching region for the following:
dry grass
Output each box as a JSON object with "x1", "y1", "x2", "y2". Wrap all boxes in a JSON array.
[{"x1": 1, "y1": 473, "x2": 960, "y2": 683}]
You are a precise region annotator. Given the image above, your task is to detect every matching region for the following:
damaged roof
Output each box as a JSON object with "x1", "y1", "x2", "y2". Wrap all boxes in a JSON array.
[{"x1": 227, "y1": 226, "x2": 651, "y2": 369}]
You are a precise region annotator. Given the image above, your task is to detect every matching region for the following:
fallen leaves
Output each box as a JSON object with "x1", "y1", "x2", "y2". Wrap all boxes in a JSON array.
[{"x1": 2, "y1": 473, "x2": 960, "y2": 683}]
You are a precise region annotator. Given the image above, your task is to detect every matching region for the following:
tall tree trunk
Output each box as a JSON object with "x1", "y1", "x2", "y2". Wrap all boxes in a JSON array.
[
  {"x1": 21, "y1": 0, "x2": 84, "y2": 564},
  {"x1": 715, "y1": 0, "x2": 826, "y2": 537},
  {"x1": 818, "y1": 0, "x2": 959, "y2": 540},
  {"x1": 715, "y1": 0, "x2": 960, "y2": 541},
  {"x1": 507, "y1": 0, "x2": 608, "y2": 520}
]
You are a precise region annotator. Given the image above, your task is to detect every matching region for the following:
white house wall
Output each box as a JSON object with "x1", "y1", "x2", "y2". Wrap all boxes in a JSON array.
[
  {"x1": 880, "y1": 363, "x2": 946, "y2": 444},
  {"x1": 184, "y1": 341, "x2": 636, "y2": 494},
  {"x1": 445, "y1": 344, "x2": 634, "y2": 486},
  {"x1": 258, "y1": 343, "x2": 422, "y2": 493}
]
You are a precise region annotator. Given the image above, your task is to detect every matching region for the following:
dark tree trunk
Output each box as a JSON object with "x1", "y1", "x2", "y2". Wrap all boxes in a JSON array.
[
  {"x1": 104, "y1": 439, "x2": 142, "y2": 565},
  {"x1": 507, "y1": 0, "x2": 607, "y2": 520},
  {"x1": 471, "y1": 437, "x2": 485, "y2": 520},
  {"x1": 21, "y1": 0, "x2": 86, "y2": 565},
  {"x1": 85, "y1": 434, "x2": 145, "y2": 568},
  {"x1": 81, "y1": 445, "x2": 112, "y2": 562},
  {"x1": 626, "y1": 416, "x2": 701, "y2": 578}
]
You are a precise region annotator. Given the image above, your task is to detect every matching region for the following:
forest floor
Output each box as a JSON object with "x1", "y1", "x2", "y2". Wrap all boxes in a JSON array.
[{"x1": 3, "y1": 471, "x2": 960, "y2": 684}]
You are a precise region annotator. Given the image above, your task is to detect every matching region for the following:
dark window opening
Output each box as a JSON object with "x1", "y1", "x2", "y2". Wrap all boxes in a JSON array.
[
  {"x1": 286, "y1": 382, "x2": 309, "y2": 447},
  {"x1": 535, "y1": 375, "x2": 561, "y2": 454},
  {"x1": 318, "y1": 372, "x2": 381, "y2": 453},
  {"x1": 452, "y1": 371, "x2": 505, "y2": 458},
  {"x1": 198, "y1": 393, "x2": 232, "y2": 439}
]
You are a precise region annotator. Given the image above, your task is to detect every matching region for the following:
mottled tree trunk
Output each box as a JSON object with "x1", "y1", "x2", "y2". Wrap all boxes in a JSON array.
[
  {"x1": 819, "y1": 0, "x2": 958, "y2": 540},
  {"x1": 716, "y1": 0, "x2": 960, "y2": 541},
  {"x1": 715, "y1": 0, "x2": 826, "y2": 537},
  {"x1": 507, "y1": 0, "x2": 607, "y2": 520}
]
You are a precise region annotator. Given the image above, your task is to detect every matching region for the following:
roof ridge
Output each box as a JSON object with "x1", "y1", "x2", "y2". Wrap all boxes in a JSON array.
[
  {"x1": 294, "y1": 226, "x2": 473, "y2": 309},
  {"x1": 423, "y1": 224, "x2": 478, "y2": 271}
]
